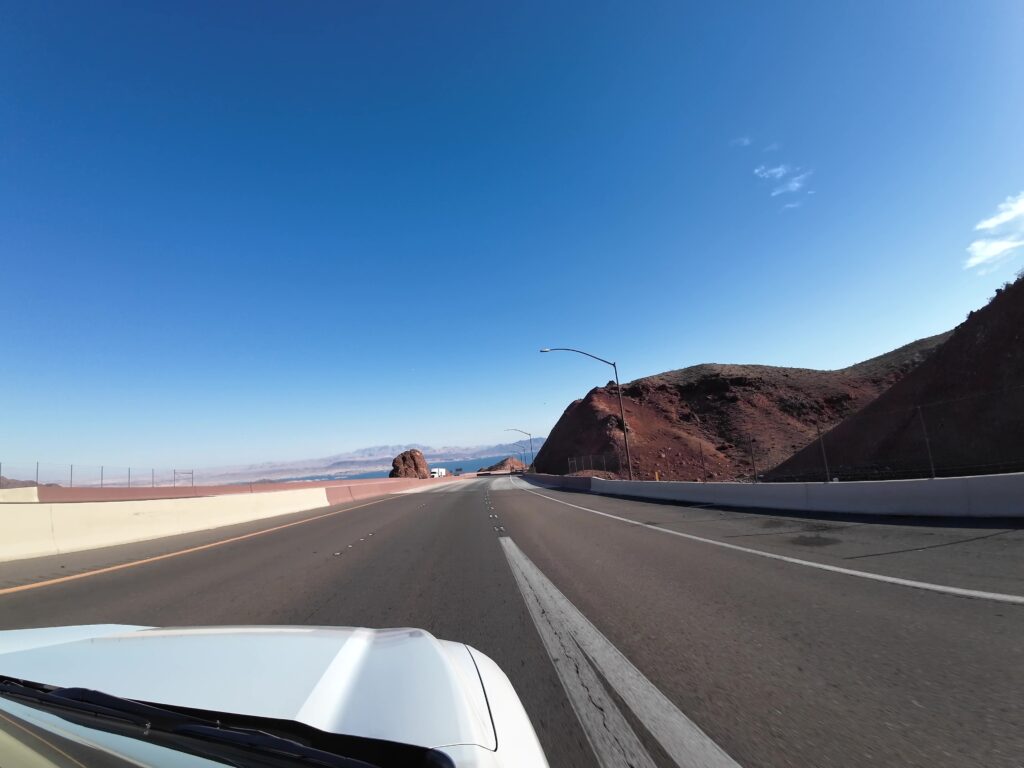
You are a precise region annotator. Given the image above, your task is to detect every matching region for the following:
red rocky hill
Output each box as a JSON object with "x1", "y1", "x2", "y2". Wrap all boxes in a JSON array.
[
  {"x1": 481, "y1": 457, "x2": 527, "y2": 472},
  {"x1": 534, "y1": 333, "x2": 949, "y2": 480},
  {"x1": 770, "y1": 274, "x2": 1024, "y2": 480}
]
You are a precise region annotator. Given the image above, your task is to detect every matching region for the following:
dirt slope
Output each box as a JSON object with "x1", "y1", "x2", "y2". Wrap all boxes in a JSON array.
[
  {"x1": 480, "y1": 456, "x2": 527, "y2": 472},
  {"x1": 770, "y1": 275, "x2": 1024, "y2": 480},
  {"x1": 534, "y1": 333, "x2": 949, "y2": 480}
]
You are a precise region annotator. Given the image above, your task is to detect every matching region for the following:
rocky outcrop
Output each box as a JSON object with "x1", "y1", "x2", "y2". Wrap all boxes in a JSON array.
[
  {"x1": 534, "y1": 332, "x2": 950, "y2": 481},
  {"x1": 481, "y1": 456, "x2": 526, "y2": 472},
  {"x1": 388, "y1": 449, "x2": 430, "y2": 479}
]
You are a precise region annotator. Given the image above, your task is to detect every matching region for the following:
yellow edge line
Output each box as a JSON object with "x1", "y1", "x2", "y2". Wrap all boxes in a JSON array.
[{"x1": 0, "y1": 497, "x2": 390, "y2": 597}]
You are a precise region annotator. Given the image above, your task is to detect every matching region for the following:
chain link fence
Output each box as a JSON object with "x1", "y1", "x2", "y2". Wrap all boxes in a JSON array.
[
  {"x1": 561, "y1": 386, "x2": 1024, "y2": 483},
  {"x1": 566, "y1": 454, "x2": 621, "y2": 475},
  {"x1": 766, "y1": 385, "x2": 1024, "y2": 482},
  {"x1": 0, "y1": 462, "x2": 197, "y2": 489}
]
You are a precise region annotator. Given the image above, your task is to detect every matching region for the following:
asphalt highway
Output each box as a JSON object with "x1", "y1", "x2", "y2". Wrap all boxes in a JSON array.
[{"x1": 1, "y1": 477, "x2": 1021, "y2": 767}]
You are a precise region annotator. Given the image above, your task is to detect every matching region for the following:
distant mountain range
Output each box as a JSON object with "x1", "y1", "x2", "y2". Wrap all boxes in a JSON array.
[{"x1": 193, "y1": 439, "x2": 546, "y2": 485}]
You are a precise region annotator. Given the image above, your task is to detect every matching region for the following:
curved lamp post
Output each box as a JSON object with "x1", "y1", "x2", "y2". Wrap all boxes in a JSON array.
[
  {"x1": 540, "y1": 348, "x2": 634, "y2": 480},
  {"x1": 505, "y1": 428, "x2": 534, "y2": 467}
]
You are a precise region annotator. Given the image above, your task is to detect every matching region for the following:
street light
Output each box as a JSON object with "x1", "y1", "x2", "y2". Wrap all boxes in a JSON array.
[
  {"x1": 505, "y1": 428, "x2": 534, "y2": 467},
  {"x1": 539, "y1": 347, "x2": 634, "y2": 480}
]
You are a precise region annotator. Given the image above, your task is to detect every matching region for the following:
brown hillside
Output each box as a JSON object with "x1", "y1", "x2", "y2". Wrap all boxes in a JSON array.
[
  {"x1": 770, "y1": 274, "x2": 1024, "y2": 480},
  {"x1": 533, "y1": 333, "x2": 949, "y2": 480},
  {"x1": 481, "y1": 456, "x2": 526, "y2": 472}
]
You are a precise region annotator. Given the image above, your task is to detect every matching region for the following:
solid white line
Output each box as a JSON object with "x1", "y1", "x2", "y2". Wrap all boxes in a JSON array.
[
  {"x1": 512, "y1": 480, "x2": 1024, "y2": 605},
  {"x1": 501, "y1": 537, "x2": 740, "y2": 768}
]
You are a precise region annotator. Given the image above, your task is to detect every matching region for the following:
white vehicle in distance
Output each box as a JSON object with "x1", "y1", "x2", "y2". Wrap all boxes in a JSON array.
[
  {"x1": 430, "y1": 468, "x2": 448, "y2": 478},
  {"x1": 0, "y1": 625, "x2": 549, "y2": 768}
]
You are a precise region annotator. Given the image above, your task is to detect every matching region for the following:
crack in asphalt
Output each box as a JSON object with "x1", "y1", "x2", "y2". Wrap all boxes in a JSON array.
[{"x1": 844, "y1": 529, "x2": 1014, "y2": 560}]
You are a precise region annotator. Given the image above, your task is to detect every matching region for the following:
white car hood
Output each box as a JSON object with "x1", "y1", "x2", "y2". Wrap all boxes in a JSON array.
[{"x1": 0, "y1": 624, "x2": 496, "y2": 751}]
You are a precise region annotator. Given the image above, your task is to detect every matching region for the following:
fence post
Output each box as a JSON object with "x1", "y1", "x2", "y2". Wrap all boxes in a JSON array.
[
  {"x1": 748, "y1": 438, "x2": 758, "y2": 483},
  {"x1": 101, "y1": 465, "x2": 104, "y2": 488},
  {"x1": 917, "y1": 406, "x2": 937, "y2": 479},
  {"x1": 36, "y1": 462, "x2": 39, "y2": 485},
  {"x1": 70, "y1": 465, "x2": 74, "y2": 488},
  {"x1": 0, "y1": 462, "x2": 3, "y2": 489},
  {"x1": 151, "y1": 468, "x2": 155, "y2": 487},
  {"x1": 816, "y1": 423, "x2": 831, "y2": 482}
]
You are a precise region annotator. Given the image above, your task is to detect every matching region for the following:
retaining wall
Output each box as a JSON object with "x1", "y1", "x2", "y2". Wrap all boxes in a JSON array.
[{"x1": 523, "y1": 473, "x2": 1024, "y2": 517}]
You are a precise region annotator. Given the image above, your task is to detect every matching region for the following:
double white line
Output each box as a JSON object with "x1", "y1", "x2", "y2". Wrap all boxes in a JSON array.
[{"x1": 502, "y1": 537, "x2": 740, "y2": 768}]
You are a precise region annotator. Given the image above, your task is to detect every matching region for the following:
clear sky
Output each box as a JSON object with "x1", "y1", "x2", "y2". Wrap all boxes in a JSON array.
[{"x1": 2, "y1": 1, "x2": 1023, "y2": 468}]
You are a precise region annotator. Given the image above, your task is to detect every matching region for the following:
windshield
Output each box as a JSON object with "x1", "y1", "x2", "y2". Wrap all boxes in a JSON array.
[{"x1": 0, "y1": 695, "x2": 226, "y2": 768}]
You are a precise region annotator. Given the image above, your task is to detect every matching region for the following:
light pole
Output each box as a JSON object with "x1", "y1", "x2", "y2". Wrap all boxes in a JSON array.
[
  {"x1": 540, "y1": 347, "x2": 634, "y2": 480},
  {"x1": 505, "y1": 428, "x2": 534, "y2": 467}
]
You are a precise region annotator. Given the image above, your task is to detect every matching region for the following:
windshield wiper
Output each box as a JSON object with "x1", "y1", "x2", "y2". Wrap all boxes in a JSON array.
[{"x1": 0, "y1": 676, "x2": 379, "y2": 767}]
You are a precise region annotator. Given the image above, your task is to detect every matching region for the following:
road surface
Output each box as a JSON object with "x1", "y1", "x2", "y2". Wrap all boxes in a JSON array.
[{"x1": 1, "y1": 476, "x2": 1021, "y2": 767}]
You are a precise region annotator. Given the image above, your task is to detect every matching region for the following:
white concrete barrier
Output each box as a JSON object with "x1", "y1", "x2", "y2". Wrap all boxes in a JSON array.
[
  {"x1": 0, "y1": 486, "x2": 332, "y2": 563},
  {"x1": 589, "y1": 472, "x2": 1024, "y2": 517},
  {"x1": 0, "y1": 487, "x2": 39, "y2": 503}
]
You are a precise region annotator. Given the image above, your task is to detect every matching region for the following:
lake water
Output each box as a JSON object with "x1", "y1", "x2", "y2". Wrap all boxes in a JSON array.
[{"x1": 349, "y1": 454, "x2": 526, "y2": 479}]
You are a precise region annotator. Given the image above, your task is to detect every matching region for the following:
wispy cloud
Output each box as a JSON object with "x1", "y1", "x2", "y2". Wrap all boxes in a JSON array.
[
  {"x1": 975, "y1": 191, "x2": 1024, "y2": 231},
  {"x1": 740, "y1": 139, "x2": 814, "y2": 210},
  {"x1": 965, "y1": 191, "x2": 1024, "y2": 271},
  {"x1": 754, "y1": 164, "x2": 790, "y2": 180},
  {"x1": 771, "y1": 171, "x2": 812, "y2": 197}
]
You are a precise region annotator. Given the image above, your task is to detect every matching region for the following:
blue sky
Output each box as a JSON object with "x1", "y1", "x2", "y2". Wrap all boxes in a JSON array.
[{"x1": 2, "y1": 1, "x2": 1022, "y2": 467}]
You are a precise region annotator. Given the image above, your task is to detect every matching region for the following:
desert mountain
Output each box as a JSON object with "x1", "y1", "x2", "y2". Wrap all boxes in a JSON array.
[
  {"x1": 534, "y1": 333, "x2": 950, "y2": 480},
  {"x1": 770, "y1": 274, "x2": 1024, "y2": 480},
  {"x1": 188, "y1": 438, "x2": 547, "y2": 484}
]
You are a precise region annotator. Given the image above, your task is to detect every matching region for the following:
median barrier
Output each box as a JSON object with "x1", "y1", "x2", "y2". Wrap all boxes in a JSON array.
[
  {"x1": 0, "y1": 477, "x2": 453, "y2": 563},
  {"x1": 0, "y1": 487, "x2": 40, "y2": 503}
]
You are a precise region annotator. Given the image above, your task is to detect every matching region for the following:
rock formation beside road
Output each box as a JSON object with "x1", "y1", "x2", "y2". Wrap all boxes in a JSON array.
[
  {"x1": 534, "y1": 332, "x2": 950, "y2": 481},
  {"x1": 481, "y1": 457, "x2": 526, "y2": 472},
  {"x1": 388, "y1": 449, "x2": 431, "y2": 479}
]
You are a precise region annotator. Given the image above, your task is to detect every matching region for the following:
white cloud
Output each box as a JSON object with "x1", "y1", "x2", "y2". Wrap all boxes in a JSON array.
[
  {"x1": 763, "y1": 142, "x2": 780, "y2": 152},
  {"x1": 965, "y1": 191, "x2": 1024, "y2": 271},
  {"x1": 782, "y1": 201, "x2": 801, "y2": 210},
  {"x1": 975, "y1": 191, "x2": 1024, "y2": 231},
  {"x1": 771, "y1": 171, "x2": 812, "y2": 196},
  {"x1": 754, "y1": 164, "x2": 790, "y2": 180},
  {"x1": 964, "y1": 238, "x2": 1024, "y2": 269},
  {"x1": 730, "y1": 136, "x2": 752, "y2": 147}
]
